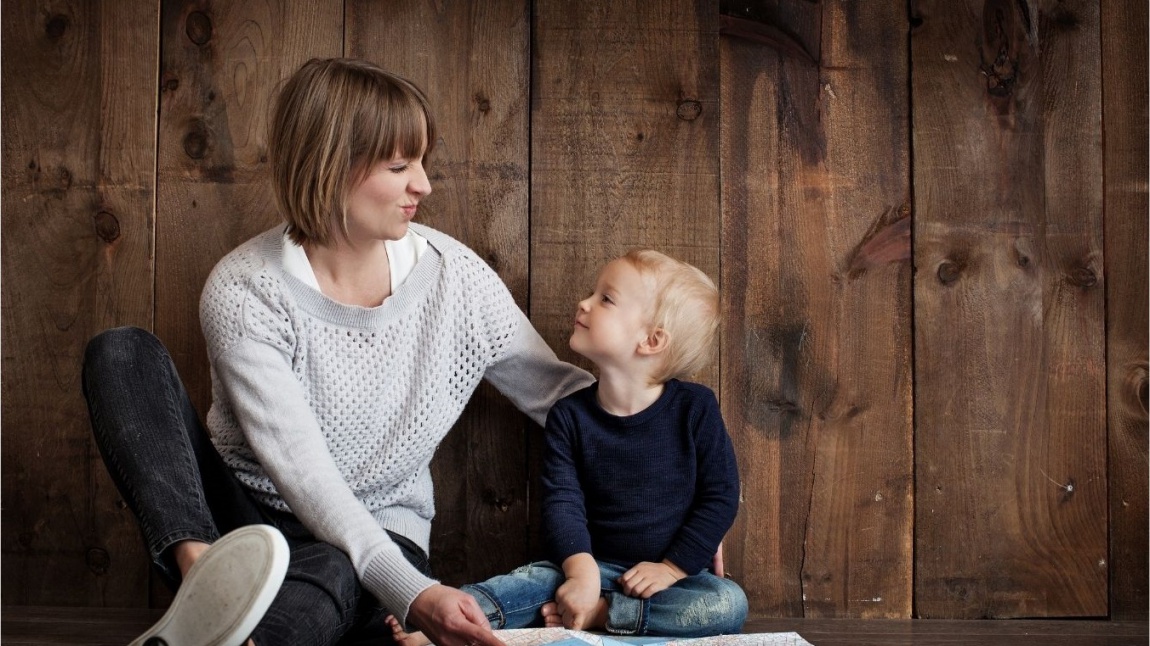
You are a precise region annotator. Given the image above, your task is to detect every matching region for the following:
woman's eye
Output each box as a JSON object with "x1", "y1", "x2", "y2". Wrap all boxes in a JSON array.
[{"x1": 389, "y1": 164, "x2": 409, "y2": 173}]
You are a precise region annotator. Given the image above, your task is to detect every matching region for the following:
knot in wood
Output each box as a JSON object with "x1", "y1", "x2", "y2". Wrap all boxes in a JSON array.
[
  {"x1": 474, "y1": 93, "x2": 491, "y2": 113},
  {"x1": 676, "y1": 100, "x2": 702, "y2": 121},
  {"x1": 183, "y1": 124, "x2": 209, "y2": 160},
  {"x1": 186, "y1": 11, "x2": 213, "y2": 46},
  {"x1": 93, "y1": 211, "x2": 120, "y2": 243},
  {"x1": 1070, "y1": 266, "x2": 1097, "y2": 288},
  {"x1": 937, "y1": 260, "x2": 962, "y2": 284},
  {"x1": 45, "y1": 14, "x2": 69, "y2": 41},
  {"x1": 86, "y1": 547, "x2": 111, "y2": 575},
  {"x1": 1129, "y1": 362, "x2": 1148, "y2": 418}
]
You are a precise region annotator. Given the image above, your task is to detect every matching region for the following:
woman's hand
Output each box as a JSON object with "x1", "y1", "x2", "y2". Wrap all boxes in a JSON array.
[
  {"x1": 618, "y1": 560, "x2": 686, "y2": 598},
  {"x1": 407, "y1": 584, "x2": 503, "y2": 646}
]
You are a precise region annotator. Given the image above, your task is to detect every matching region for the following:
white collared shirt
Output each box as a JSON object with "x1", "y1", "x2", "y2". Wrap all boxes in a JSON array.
[{"x1": 282, "y1": 229, "x2": 429, "y2": 296}]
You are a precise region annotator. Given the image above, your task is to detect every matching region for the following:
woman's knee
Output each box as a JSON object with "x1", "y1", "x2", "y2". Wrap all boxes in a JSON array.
[
  {"x1": 83, "y1": 326, "x2": 165, "y2": 376},
  {"x1": 256, "y1": 541, "x2": 361, "y2": 644}
]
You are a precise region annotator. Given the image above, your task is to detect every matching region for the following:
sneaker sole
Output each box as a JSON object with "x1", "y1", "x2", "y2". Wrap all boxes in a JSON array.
[{"x1": 130, "y1": 524, "x2": 290, "y2": 646}]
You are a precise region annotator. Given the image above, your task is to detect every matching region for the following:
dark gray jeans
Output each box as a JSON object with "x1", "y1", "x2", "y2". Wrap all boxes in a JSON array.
[{"x1": 83, "y1": 326, "x2": 431, "y2": 645}]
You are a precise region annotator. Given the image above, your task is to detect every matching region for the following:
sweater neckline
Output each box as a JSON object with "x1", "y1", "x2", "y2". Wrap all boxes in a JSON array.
[
  {"x1": 260, "y1": 223, "x2": 445, "y2": 328},
  {"x1": 587, "y1": 379, "x2": 681, "y2": 426}
]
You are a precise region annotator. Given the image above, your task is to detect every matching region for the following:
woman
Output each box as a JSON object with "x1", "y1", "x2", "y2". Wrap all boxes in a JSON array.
[{"x1": 83, "y1": 57, "x2": 593, "y2": 646}]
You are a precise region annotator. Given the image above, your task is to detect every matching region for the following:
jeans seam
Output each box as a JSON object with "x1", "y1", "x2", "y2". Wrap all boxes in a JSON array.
[
  {"x1": 604, "y1": 593, "x2": 647, "y2": 636},
  {"x1": 466, "y1": 585, "x2": 507, "y2": 628},
  {"x1": 149, "y1": 340, "x2": 215, "y2": 539},
  {"x1": 85, "y1": 330, "x2": 219, "y2": 576}
]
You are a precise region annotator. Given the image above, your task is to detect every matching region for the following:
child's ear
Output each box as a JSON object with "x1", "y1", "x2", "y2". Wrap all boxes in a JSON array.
[{"x1": 638, "y1": 328, "x2": 669, "y2": 356}]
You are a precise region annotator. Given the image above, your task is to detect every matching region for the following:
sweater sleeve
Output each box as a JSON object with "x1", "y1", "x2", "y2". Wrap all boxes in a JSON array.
[
  {"x1": 484, "y1": 310, "x2": 595, "y2": 426},
  {"x1": 202, "y1": 269, "x2": 436, "y2": 626},
  {"x1": 661, "y1": 390, "x2": 741, "y2": 574},
  {"x1": 540, "y1": 401, "x2": 595, "y2": 563}
]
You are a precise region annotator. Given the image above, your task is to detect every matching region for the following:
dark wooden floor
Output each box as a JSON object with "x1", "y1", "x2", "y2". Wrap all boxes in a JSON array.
[{"x1": 1, "y1": 607, "x2": 1147, "y2": 645}]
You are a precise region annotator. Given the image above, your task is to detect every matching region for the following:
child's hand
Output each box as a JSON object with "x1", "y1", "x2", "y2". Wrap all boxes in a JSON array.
[
  {"x1": 618, "y1": 560, "x2": 687, "y2": 598},
  {"x1": 554, "y1": 576, "x2": 601, "y2": 630}
]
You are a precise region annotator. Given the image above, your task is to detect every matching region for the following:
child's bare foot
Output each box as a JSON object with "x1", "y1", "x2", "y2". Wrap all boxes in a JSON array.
[
  {"x1": 386, "y1": 614, "x2": 431, "y2": 646},
  {"x1": 541, "y1": 602, "x2": 563, "y2": 628},
  {"x1": 586, "y1": 596, "x2": 608, "y2": 631},
  {"x1": 541, "y1": 598, "x2": 609, "y2": 631}
]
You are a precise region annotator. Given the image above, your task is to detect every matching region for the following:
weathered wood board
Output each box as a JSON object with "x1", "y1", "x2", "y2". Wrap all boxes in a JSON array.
[
  {"x1": 1102, "y1": 0, "x2": 1149, "y2": 622},
  {"x1": 1, "y1": 0, "x2": 159, "y2": 605},
  {"x1": 155, "y1": 0, "x2": 343, "y2": 410},
  {"x1": 911, "y1": 0, "x2": 1108, "y2": 618},
  {"x1": 719, "y1": 1, "x2": 914, "y2": 618}
]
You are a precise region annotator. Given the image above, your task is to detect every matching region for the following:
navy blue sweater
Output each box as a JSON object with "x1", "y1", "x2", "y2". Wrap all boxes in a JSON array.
[{"x1": 541, "y1": 379, "x2": 740, "y2": 575}]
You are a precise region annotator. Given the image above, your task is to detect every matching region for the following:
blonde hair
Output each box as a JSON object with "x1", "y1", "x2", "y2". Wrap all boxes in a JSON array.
[
  {"x1": 268, "y1": 58, "x2": 437, "y2": 245},
  {"x1": 621, "y1": 249, "x2": 720, "y2": 383}
]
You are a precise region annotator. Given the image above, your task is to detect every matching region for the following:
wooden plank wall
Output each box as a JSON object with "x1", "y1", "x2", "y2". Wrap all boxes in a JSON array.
[
  {"x1": 1102, "y1": 0, "x2": 1150, "y2": 622},
  {"x1": 2, "y1": 0, "x2": 1146, "y2": 621},
  {"x1": 720, "y1": 1, "x2": 913, "y2": 618},
  {"x1": 912, "y1": 0, "x2": 1109, "y2": 618}
]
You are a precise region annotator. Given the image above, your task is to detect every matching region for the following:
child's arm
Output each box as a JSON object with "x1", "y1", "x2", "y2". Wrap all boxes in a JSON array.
[
  {"x1": 637, "y1": 388, "x2": 740, "y2": 592},
  {"x1": 554, "y1": 552, "x2": 602, "y2": 629},
  {"x1": 541, "y1": 401, "x2": 605, "y2": 629},
  {"x1": 617, "y1": 559, "x2": 688, "y2": 598}
]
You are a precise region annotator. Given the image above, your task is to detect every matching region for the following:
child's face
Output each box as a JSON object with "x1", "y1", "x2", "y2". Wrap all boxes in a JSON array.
[{"x1": 570, "y1": 259, "x2": 656, "y2": 367}]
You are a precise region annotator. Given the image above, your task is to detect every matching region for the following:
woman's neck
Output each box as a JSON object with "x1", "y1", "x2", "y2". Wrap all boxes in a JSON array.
[
  {"x1": 594, "y1": 366, "x2": 664, "y2": 417},
  {"x1": 304, "y1": 239, "x2": 392, "y2": 307}
]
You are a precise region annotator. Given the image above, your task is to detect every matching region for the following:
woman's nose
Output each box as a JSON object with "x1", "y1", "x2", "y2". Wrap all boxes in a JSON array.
[{"x1": 410, "y1": 165, "x2": 432, "y2": 197}]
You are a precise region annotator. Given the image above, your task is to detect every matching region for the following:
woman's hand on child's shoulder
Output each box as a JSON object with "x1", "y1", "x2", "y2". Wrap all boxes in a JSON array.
[{"x1": 617, "y1": 560, "x2": 687, "y2": 599}]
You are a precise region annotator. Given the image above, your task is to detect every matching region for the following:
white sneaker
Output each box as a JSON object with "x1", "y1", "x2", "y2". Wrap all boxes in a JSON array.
[{"x1": 130, "y1": 524, "x2": 290, "y2": 646}]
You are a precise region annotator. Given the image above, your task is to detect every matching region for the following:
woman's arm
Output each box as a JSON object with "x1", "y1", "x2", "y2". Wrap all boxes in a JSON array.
[
  {"x1": 483, "y1": 310, "x2": 594, "y2": 426},
  {"x1": 212, "y1": 338, "x2": 438, "y2": 625}
]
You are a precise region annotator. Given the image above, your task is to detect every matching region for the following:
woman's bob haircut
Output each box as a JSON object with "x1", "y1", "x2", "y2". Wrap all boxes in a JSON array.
[{"x1": 268, "y1": 57, "x2": 437, "y2": 245}]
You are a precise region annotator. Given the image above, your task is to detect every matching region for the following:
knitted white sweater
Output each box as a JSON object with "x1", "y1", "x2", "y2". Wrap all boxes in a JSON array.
[{"x1": 199, "y1": 223, "x2": 593, "y2": 625}]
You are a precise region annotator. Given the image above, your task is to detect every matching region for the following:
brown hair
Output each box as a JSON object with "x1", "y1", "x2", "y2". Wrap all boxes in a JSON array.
[
  {"x1": 621, "y1": 249, "x2": 720, "y2": 383},
  {"x1": 267, "y1": 58, "x2": 437, "y2": 245}
]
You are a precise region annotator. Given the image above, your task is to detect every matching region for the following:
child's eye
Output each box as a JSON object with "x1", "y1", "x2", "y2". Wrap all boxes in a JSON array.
[{"x1": 601, "y1": 295, "x2": 614, "y2": 304}]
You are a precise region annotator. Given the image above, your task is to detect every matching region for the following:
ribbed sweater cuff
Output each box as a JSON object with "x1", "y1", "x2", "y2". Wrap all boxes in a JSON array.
[{"x1": 361, "y1": 550, "x2": 438, "y2": 628}]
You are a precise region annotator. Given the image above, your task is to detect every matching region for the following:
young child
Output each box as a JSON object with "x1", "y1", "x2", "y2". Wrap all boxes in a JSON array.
[{"x1": 391, "y1": 249, "x2": 747, "y2": 642}]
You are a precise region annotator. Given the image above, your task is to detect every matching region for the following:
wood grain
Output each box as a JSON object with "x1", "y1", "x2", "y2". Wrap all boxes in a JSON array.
[
  {"x1": 155, "y1": 0, "x2": 343, "y2": 412},
  {"x1": 346, "y1": 0, "x2": 533, "y2": 584},
  {"x1": 0, "y1": 0, "x2": 159, "y2": 606},
  {"x1": 720, "y1": 1, "x2": 914, "y2": 618},
  {"x1": 911, "y1": 0, "x2": 1107, "y2": 617},
  {"x1": 532, "y1": 0, "x2": 721, "y2": 375},
  {"x1": 1102, "y1": 0, "x2": 1149, "y2": 622}
]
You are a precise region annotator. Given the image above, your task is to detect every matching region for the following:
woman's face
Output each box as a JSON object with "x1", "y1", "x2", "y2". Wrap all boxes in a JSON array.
[{"x1": 343, "y1": 154, "x2": 432, "y2": 242}]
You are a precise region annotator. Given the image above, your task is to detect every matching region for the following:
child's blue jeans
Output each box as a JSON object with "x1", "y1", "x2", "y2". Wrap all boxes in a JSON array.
[{"x1": 462, "y1": 560, "x2": 748, "y2": 637}]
